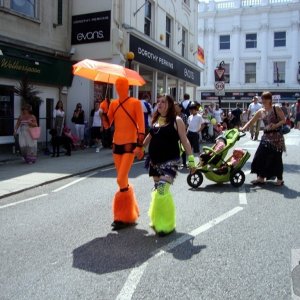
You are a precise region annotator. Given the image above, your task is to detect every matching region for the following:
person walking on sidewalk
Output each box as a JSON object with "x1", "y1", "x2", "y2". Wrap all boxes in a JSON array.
[
  {"x1": 71, "y1": 103, "x2": 85, "y2": 148},
  {"x1": 247, "y1": 96, "x2": 262, "y2": 140},
  {"x1": 14, "y1": 104, "x2": 38, "y2": 164},
  {"x1": 90, "y1": 101, "x2": 103, "y2": 152},
  {"x1": 53, "y1": 100, "x2": 65, "y2": 136}
]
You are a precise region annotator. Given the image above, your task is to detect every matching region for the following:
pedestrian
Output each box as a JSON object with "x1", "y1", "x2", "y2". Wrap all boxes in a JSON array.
[
  {"x1": 143, "y1": 94, "x2": 195, "y2": 236},
  {"x1": 213, "y1": 104, "x2": 223, "y2": 124},
  {"x1": 14, "y1": 103, "x2": 38, "y2": 164},
  {"x1": 100, "y1": 98, "x2": 113, "y2": 148},
  {"x1": 295, "y1": 98, "x2": 300, "y2": 130},
  {"x1": 187, "y1": 102, "x2": 205, "y2": 156},
  {"x1": 230, "y1": 103, "x2": 243, "y2": 129},
  {"x1": 141, "y1": 93, "x2": 153, "y2": 136},
  {"x1": 53, "y1": 100, "x2": 65, "y2": 136},
  {"x1": 240, "y1": 91, "x2": 286, "y2": 186},
  {"x1": 181, "y1": 93, "x2": 192, "y2": 116},
  {"x1": 174, "y1": 102, "x2": 188, "y2": 168},
  {"x1": 90, "y1": 101, "x2": 103, "y2": 152},
  {"x1": 107, "y1": 77, "x2": 145, "y2": 231},
  {"x1": 247, "y1": 96, "x2": 262, "y2": 140},
  {"x1": 71, "y1": 103, "x2": 85, "y2": 148},
  {"x1": 241, "y1": 109, "x2": 248, "y2": 128}
]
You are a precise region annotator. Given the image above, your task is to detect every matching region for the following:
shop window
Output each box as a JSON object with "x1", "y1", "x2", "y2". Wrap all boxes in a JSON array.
[
  {"x1": 274, "y1": 31, "x2": 286, "y2": 47},
  {"x1": 220, "y1": 35, "x2": 230, "y2": 50},
  {"x1": 10, "y1": 0, "x2": 37, "y2": 18},
  {"x1": 245, "y1": 63, "x2": 256, "y2": 83},
  {"x1": 144, "y1": 0, "x2": 152, "y2": 37},
  {"x1": 273, "y1": 61, "x2": 285, "y2": 83},
  {"x1": 0, "y1": 86, "x2": 14, "y2": 136},
  {"x1": 166, "y1": 15, "x2": 172, "y2": 49},
  {"x1": 246, "y1": 33, "x2": 257, "y2": 49}
]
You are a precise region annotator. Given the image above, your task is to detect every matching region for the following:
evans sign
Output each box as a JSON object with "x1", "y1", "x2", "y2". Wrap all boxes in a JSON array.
[
  {"x1": 130, "y1": 35, "x2": 200, "y2": 85},
  {"x1": 71, "y1": 11, "x2": 111, "y2": 45}
]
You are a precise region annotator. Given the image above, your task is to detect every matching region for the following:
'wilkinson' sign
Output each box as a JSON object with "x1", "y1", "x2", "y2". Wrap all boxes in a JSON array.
[{"x1": 71, "y1": 11, "x2": 111, "y2": 45}]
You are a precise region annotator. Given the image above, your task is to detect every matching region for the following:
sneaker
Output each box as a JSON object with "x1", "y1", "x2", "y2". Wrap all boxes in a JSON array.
[{"x1": 96, "y1": 148, "x2": 100, "y2": 153}]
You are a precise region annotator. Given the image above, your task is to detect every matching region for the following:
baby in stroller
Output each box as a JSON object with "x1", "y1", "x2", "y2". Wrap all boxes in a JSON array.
[
  {"x1": 212, "y1": 148, "x2": 245, "y2": 175},
  {"x1": 199, "y1": 135, "x2": 226, "y2": 166}
]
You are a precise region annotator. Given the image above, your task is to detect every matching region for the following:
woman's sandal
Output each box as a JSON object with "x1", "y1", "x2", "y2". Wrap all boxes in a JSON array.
[
  {"x1": 251, "y1": 179, "x2": 265, "y2": 185},
  {"x1": 274, "y1": 180, "x2": 284, "y2": 186}
]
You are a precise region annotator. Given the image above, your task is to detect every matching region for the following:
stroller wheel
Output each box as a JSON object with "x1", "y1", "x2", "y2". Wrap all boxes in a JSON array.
[
  {"x1": 230, "y1": 170, "x2": 245, "y2": 187},
  {"x1": 187, "y1": 170, "x2": 203, "y2": 188}
]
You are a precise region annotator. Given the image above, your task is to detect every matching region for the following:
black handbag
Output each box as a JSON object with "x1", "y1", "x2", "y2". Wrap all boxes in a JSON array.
[{"x1": 273, "y1": 105, "x2": 290, "y2": 135}]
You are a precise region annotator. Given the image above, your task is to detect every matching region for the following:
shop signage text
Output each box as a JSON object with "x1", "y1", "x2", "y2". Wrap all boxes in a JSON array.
[
  {"x1": 0, "y1": 57, "x2": 41, "y2": 74},
  {"x1": 71, "y1": 11, "x2": 111, "y2": 45},
  {"x1": 130, "y1": 35, "x2": 200, "y2": 85}
]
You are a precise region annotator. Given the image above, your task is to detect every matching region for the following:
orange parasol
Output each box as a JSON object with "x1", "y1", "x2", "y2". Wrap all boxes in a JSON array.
[{"x1": 72, "y1": 59, "x2": 145, "y2": 86}]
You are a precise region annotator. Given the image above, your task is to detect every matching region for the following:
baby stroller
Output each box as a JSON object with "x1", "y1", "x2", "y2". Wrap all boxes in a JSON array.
[{"x1": 187, "y1": 129, "x2": 250, "y2": 188}]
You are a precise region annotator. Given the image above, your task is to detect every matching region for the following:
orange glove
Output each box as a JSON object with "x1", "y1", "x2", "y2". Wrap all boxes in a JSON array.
[{"x1": 134, "y1": 146, "x2": 144, "y2": 160}]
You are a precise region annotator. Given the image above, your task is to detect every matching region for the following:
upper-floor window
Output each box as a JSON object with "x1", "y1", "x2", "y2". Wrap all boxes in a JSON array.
[
  {"x1": 274, "y1": 31, "x2": 286, "y2": 47},
  {"x1": 166, "y1": 16, "x2": 172, "y2": 48},
  {"x1": 246, "y1": 33, "x2": 257, "y2": 49},
  {"x1": 245, "y1": 63, "x2": 256, "y2": 83},
  {"x1": 273, "y1": 61, "x2": 285, "y2": 83},
  {"x1": 10, "y1": 0, "x2": 37, "y2": 18},
  {"x1": 144, "y1": 0, "x2": 152, "y2": 37},
  {"x1": 223, "y1": 63, "x2": 230, "y2": 83},
  {"x1": 181, "y1": 28, "x2": 187, "y2": 57},
  {"x1": 220, "y1": 35, "x2": 230, "y2": 50}
]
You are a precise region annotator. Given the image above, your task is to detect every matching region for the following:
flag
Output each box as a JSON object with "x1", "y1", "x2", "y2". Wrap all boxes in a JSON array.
[{"x1": 197, "y1": 45, "x2": 205, "y2": 64}]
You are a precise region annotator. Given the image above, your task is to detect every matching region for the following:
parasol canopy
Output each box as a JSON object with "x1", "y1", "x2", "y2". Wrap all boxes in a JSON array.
[{"x1": 72, "y1": 59, "x2": 146, "y2": 86}]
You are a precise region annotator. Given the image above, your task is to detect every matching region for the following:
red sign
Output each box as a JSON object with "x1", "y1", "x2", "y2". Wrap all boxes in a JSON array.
[{"x1": 215, "y1": 68, "x2": 225, "y2": 81}]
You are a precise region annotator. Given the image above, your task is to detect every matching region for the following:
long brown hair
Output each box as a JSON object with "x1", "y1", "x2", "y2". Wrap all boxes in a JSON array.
[{"x1": 152, "y1": 94, "x2": 176, "y2": 125}]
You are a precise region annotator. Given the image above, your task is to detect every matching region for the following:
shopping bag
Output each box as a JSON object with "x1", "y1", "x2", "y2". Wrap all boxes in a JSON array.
[{"x1": 28, "y1": 126, "x2": 41, "y2": 140}]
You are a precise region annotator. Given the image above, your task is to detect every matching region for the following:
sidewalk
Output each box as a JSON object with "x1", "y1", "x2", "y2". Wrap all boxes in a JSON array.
[{"x1": 0, "y1": 147, "x2": 115, "y2": 199}]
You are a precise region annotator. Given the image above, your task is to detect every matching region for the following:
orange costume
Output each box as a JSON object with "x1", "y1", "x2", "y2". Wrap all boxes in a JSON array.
[{"x1": 107, "y1": 77, "x2": 145, "y2": 230}]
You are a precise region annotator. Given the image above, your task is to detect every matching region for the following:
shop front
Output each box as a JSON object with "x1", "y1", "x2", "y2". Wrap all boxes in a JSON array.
[
  {"x1": 129, "y1": 34, "x2": 201, "y2": 103},
  {"x1": 0, "y1": 44, "x2": 73, "y2": 144}
]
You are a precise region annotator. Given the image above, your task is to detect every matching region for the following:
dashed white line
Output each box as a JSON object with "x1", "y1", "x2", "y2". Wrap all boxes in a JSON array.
[
  {"x1": 116, "y1": 206, "x2": 244, "y2": 300},
  {"x1": 52, "y1": 171, "x2": 98, "y2": 192},
  {"x1": 239, "y1": 186, "x2": 247, "y2": 205},
  {"x1": 0, "y1": 194, "x2": 48, "y2": 209}
]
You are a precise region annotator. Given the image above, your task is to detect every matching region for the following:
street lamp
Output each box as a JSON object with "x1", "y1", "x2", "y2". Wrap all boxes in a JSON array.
[{"x1": 126, "y1": 51, "x2": 135, "y2": 69}]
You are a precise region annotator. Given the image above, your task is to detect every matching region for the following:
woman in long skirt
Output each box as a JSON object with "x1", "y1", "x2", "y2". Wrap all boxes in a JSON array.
[{"x1": 14, "y1": 104, "x2": 38, "y2": 164}]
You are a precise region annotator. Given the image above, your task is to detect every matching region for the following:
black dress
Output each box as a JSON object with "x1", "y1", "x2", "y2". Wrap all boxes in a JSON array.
[{"x1": 251, "y1": 108, "x2": 285, "y2": 180}]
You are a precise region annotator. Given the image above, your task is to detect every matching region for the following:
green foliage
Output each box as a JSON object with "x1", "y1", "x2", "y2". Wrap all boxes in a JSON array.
[{"x1": 14, "y1": 76, "x2": 42, "y2": 107}]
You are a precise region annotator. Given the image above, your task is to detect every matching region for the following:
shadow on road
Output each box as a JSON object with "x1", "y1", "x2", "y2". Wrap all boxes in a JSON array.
[{"x1": 72, "y1": 228, "x2": 206, "y2": 275}]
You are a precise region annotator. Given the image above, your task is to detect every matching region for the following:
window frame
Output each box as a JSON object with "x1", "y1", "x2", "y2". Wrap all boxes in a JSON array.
[
  {"x1": 219, "y1": 35, "x2": 230, "y2": 50},
  {"x1": 273, "y1": 61, "x2": 285, "y2": 83},
  {"x1": 245, "y1": 62, "x2": 256, "y2": 83},
  {"x1": 274, "y1": 31, "x2": 286, "y2": 47},
  {"x1": 181, "y1": 27, "x2": 187, "y2": 57},
  {"x1": 245, "y1": 33, "x2": 257, "y2": 49},
  {"x1": 144, "y1": 0, "x2": 152, "y2": 37},
  {"x1": 10, "y1": 0, "x2": 38, "y2": 19},
  {"x1": 166, "y1": 15, "x2": 172, "y2": 49},
  {"x1": 223, "y1": 63, "x2": 230, "y2": 83}
]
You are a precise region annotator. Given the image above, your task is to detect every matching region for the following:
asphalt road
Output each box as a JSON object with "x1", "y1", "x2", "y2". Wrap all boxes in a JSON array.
[{"x1": 1, "y1": 131, "x2": 300, "y2": 300}]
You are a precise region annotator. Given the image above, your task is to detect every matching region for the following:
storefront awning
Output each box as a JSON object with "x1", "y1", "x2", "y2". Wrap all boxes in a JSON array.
[{"x1": 0, "y1": 45, "x2": 73, "y2": 86}]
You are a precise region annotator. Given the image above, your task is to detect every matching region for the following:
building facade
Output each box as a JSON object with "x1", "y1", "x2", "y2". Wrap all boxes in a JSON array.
[
  {"x1": 67, "y1": 0, "x2": 202, "y2": 127},
  {"x1": 198, "y1": 0, "x2": 300, "y2": 112},
  {"x1": 0, "y1": 0, "x2": 73, "y2": 145}
]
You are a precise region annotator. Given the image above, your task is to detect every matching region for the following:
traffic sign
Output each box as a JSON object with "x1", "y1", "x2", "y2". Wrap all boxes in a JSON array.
[
  {"x1": 214, "y1": 81, "x2": 225, "y2": 96},
  {"x1": 215, "y1": 68, "x2": 225, "y2": 81}
]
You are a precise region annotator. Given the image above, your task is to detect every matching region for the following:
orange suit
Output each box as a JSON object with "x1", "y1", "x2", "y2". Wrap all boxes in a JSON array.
[{"x1": 107, "y1": 77, "x2": 145, "y2": 229}]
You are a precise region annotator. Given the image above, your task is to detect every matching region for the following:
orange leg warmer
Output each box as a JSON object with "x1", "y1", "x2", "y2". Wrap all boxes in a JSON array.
[{"x1": 112, "y1": 153, "x2": 139, "y2": 222}]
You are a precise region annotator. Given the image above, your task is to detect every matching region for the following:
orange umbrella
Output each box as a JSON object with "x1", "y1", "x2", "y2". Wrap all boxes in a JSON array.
[{"x1": 72, "y1": 59, "x2": 145, "y2": 86}]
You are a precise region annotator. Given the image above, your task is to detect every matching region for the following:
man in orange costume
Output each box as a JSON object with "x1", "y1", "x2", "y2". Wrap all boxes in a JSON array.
[{"x1": 107, "y1": 77, "x2": 145, "y2": 230}]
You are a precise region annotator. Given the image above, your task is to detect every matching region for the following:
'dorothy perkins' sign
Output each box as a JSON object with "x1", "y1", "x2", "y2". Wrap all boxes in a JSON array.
[
  {"x1": 71, "y1": 11, "x2": 111, "y2": 45},
  {"x1": 130, "y1": 35, "x2": 200, "y2": 85}
]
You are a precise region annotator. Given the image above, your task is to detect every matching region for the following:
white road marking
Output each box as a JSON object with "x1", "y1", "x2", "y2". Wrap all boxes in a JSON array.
[
  {"x1": 291, "y1": 249, "x2": 300, "y2": 299},
  {"x1": 116, "y1": 206, "x2": 244, "y2": 300},
  {"x1": 239, "y1": 186, "x2": 247, "y2": 205},
  {"x1": 52, "y1": 171, "x2": 98, "y2": 192},
  {"x1": 0, "y1": 194, "x2": 48, "y2": 209}
]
